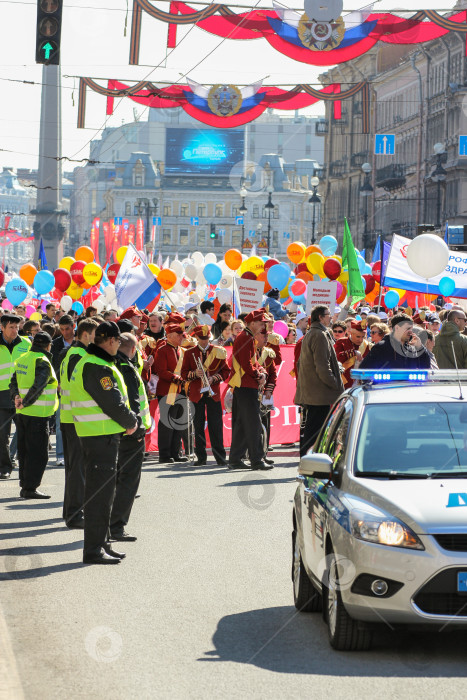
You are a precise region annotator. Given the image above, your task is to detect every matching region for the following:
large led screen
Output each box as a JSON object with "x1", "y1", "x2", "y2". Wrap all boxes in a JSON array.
[{"x1": 165, "y1": 128, "x2": 244, "y2": 175}]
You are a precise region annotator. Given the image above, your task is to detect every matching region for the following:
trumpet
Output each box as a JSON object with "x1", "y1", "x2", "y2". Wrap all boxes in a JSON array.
[{"x1": 195, "y1": 356, "x2": 214, "y2": 397}]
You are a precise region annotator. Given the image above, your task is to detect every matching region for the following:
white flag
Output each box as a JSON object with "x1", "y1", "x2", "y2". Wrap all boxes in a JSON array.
[{"x1": 115, "y1": 243, "x2": 160, "y2": 310}]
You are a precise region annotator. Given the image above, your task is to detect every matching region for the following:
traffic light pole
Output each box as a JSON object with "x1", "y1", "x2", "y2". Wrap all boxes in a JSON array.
[{"x1": 32, "y1": 64, "x2": 66, "y2": 269}]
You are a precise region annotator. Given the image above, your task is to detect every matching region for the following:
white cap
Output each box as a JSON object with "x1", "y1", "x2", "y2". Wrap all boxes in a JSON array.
[
  {"x1": 360, "y1": 307, "x2": 370, "y2": 314},
  {"x1": 185, "y1": 302, "x2": 198, "y2": 312},
  {"x1": 377, "y1": 311, "x2": 388, "y2": 320},
  {"x1": 444, "y1": 303, "x2": 453, "y2": 310},
  {"x1": 294, "y1": 311, "x2": 307, "y2": 324},
  {"x1": 197, "y1": 313, "x2": 215, "y2": 326},
  {"x1": 335, "y1": 304, "x2": 342, "y2": 314}
]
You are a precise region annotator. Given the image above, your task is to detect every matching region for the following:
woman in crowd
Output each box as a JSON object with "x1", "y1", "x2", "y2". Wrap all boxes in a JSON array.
[
  {"x1": 284, "y1": 325, "x2": 297, "y2": 344},
  {"x1": 211, "y1": 304, "x2": 232, "y2": 339},
  {"x1": 332, "y1": 321, "x2": 346, "y2": 342},
  {"x1": 216, "y1": 321, "x2": 233, "y2": 346},
  {"x1": 145, "y1": 312, "x2": 166, "y2": 342},
  {"x1": 369, "y1": 322, "x2": 390, "y2": 344}
]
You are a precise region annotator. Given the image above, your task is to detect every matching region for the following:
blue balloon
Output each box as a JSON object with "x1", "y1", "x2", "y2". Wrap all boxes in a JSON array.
[
  {"x1": 384, "y1": 290, "x2": 400, "y2": 309},
  {"x1": 71, "y1": 301, "x2": 84, "y2": 315},
  {"x1": 292, "y1": 294, "x2": 306, "y2": 305},
  {"x1": 267, "y1": 264, "x2": 290, "y2": 290},
  {"x1": 5, "y1": 279, "x2": 27, "y2": 306},
  {"x1": 357, "y1": 255, "x2": 366, "y2": 274},
  {"x1": 439, "y1": 276, "x2": 455, "y2": 297},
  {"x1": 34, "y1": 269, "x2": 55, "y2": 295},
  {"x1": 203, "y1": 263, "x2": 222, "y2": 286},
  {"x1": 319, "y1": 235, "x2": 338, "y2": 256},
  {"x1": 363, "y1": 263, "x2": 372, "y2": 275}
]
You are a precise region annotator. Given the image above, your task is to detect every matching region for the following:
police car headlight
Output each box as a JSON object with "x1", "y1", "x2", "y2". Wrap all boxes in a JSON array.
[{"x1": 350, "y1": 509, "x2": 424, "y2": 550}]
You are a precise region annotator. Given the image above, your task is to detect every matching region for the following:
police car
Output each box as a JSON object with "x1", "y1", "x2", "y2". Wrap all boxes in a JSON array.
[{"x1": 292, "y1": 369, "x2": 467, "y2": 651}]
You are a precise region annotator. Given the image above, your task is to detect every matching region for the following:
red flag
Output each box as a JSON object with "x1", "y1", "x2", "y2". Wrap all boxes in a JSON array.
[
  {"x1": 122, "y1": 219, "x2": 130, "y2": 246},
  {"x1": 128, "y1": 224, "x2": 135, "y2": 245},
  {"x1": 136, "y1": 218, "x2": 144, "y2": 252},
  {"x1": 112, "y1": 222, "x2": 121, "y2": 261},
  {"x1": 103, "y1": 222, "x2": 113, "y2": 265},
  {"x1": 90, "y1": 217, "x2": 100, "y2": 264}
]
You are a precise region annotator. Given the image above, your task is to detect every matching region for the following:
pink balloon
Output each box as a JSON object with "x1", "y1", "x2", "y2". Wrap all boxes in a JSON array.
[
  {"x1": 273, "y1": 320, "x2": 289, "y2": 339},
  {"x1": 25, "y1": 304, "x2": 36, "y2": 318},
  {"x1": 335, "y1": 281, "x2": 343, "y2": 299},
  {"x1": 2, "y1": 299, "x2": 13, "y2": 310},
  {"x1": 41, "y1": 299, "x2": 49, "y2": 312},
  {"x1": 290, "y1": 279, "x2": 307, "y2": 296}
]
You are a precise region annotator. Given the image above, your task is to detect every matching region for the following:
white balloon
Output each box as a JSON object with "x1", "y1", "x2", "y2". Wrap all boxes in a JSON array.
[
  {"x1": 94, "y1": 299, "x2": 105, "y2": 313},
  {"x1": 190, "y1": 293, "x2": 201, "y2": 304},
  {"x1": 241, "y1": 254, "x2": 248, "y2": 261},
  {"x1": 104, "y1": 285, "x2": 116, "y2": 301},
  {"x1": 192, "y1": 251, "x2": 204, "y2": 267},
  {"x1": 219, "y1": 274, "x2": 233, "y2": 288},
  {"x1": 181, "y1": 257, "x2": 192, "y2": 267},
  {"x1": 60, "y1": 295, "x2": 72, "y2": 312},
  {"x1": 406, "y1": 234, "x2": 449, "y2": 279},
  {"x1": 172, "y1": 281, "x2": 185, "y2": 294},
  {"x1": 185, "y1": 264, "x2": 198, "y2": 281},
  {"x1": 171, "y1": 260, "x2": 184, "y2": 278},
  {"x1": 205, "y1": 253, "x2": 217, "y2": 264},
  {"x1": 217, "y1": 288, "x2": 232, "y2": 304}
]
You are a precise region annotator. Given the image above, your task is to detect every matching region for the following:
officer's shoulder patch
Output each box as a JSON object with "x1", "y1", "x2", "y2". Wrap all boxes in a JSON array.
[
  {"x1": 100, "y1": 376, "x2": 113, "y2": 390},
  {"x1": 215, "y1": 346, "x2": 227, "y2": 360}
]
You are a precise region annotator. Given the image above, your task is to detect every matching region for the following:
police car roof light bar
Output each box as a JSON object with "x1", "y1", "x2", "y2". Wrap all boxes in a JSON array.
[{"x1": 351, "y1": 369, "x2": 467, "y2": 384}]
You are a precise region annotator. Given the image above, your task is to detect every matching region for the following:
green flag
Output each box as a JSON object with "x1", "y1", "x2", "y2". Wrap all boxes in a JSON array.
[{"x1": 342, "y1": 218, "x2": 365, "y2": 303}]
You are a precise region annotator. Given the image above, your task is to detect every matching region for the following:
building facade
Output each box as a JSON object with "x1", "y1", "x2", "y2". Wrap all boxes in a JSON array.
[
  {"x1": 319, "y1": 31, "x2": 467, "y2": 255},
  {"x1": 0, "y1": 168, "x2": 36, "y2": 272}
]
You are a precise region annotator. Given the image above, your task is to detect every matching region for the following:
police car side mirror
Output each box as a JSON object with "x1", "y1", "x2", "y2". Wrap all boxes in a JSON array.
[{"x1": 298, "y1": 453, "x2": 333, "y2": 478}]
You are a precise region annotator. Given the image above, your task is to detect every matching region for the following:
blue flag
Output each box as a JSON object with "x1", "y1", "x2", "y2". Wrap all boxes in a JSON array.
[
  {"x1": 444, "y1": 221, "x2": 449, "y2": 244},
  {"x1": 381, "y1": 241, "x2": 391, "y2": 286},
  {"x1": 371, "y1": 237, "x2": 380, "y2": 263},
  {"x1": 38, "y1": 239, "x2": 48, "y2": 270}
]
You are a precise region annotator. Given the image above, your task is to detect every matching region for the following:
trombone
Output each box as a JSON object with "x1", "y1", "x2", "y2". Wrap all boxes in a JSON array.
[{"x1": 195, "y1": 356, "x2": 214, "y2": 397}]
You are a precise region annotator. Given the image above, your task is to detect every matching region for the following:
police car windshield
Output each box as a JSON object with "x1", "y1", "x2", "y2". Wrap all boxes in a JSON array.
[{"x1": 354, "y1": 403, "x2": 467, "y2": 478}]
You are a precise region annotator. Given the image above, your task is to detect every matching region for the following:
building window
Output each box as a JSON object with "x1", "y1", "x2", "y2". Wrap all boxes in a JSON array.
[
  {"x1": 291, "y1": 204, "x2": 296, "y2": 220},
  {"x1": 163, "y1": 204, "x2": 171, "y2": 216},
  {"x1": 180, "y1": 203, "x2": 189, "y2": 216},
  {"x1": 162, "y1": 229, "x2": 171, "y2": 245},
  {"x1": 232, "y1": 229, "x2": 242, "y2": 247},
  {"x1": 232, "y1": 205, "x2": 239, "y2": 218},
  {"x1": 214, "y1": 234, "x2": 222, "y2": 247},
  {"x1": 180, "y1": 229, "x2": 189, "y2": 246},
  {"x1": 133, "y1": 159, "x2": 145, "y2": 187},
  {"x1": 198, "y1": 229, "x2": 206, "y2": 246},
  {"x1": 215, "y1": 203, "x2": 223, "y2": 217},
  {"x1": 273, "y1": 205, "x2": 279, "y2": 219},
  {"x1": 125, "y1": 201, "x2": 131, "y2": 216},
  {"x1": 252, "y1": 205, "x2": 259, "y2": 219},
  {"x1": 272, "y1": 231, "x2": 279, "y2": 247},
  {"x1": 198, "y1": 203, "x2": 206, "y2": 217}
]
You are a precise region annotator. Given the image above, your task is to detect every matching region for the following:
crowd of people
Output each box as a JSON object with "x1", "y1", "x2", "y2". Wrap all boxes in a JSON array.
[{"x1": 0, "y1": 289, "x2": 464, "y2": 564}]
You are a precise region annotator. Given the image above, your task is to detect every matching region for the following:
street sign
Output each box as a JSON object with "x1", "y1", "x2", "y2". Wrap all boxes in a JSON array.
[
  {"x1": 459, "y1": 136, "x2": 467, "y2": 156},
  {"x1": 190, "y1": 217, "x2": 199, "y2": 226},
  {"x1": 218, "y1": 229, "x2": 226, "y2": 236},
  {"x1": 114, "y1": 217, "x2": 122, "y2": 225},
  {"x1": 152, "y1": 216, "x2": 161, "y2": 226},
  {"x1": 249, "y1": 229, "x2": 256, "y2": 237},
  {"x1": 235, "y1": 216, "x2": 244, "y2": 225},
  {"x1": 283, "y1": 232, "x2": 290, "y2": 239},
  {"x1": 375, "y1": 134, "x2": 395, "y2": 155}
]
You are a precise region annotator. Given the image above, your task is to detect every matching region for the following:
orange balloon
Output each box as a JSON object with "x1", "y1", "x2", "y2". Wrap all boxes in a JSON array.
[
  {"x1": 286, "y1": 242, "x2": 306, "y2": 265},
  {"x1": 296, "y1": 271, "x2": 313, "y2": 284},
  {"x1": 81, "y1": 281, "x2": 92, "y2": 290},
  {"x1": 75, "y1": 246, "x2": 94, "y2": 264},
  {"x1": 157, "y1": 268, "x2": 177, "y2": 290},
  {"x1": 337, "y1": 288, "x2": 347, "y2": 304},
  {"x1": 224, "y1": 248, "x2": 242, "y2": 271},
  {"x1": 257, "y1": 270, "x2": 271, "y2": 294},
  {"x1": 19, "y1": 263, "x2": 37, "y2": 287},
  {"x1": 305, "y1": 245, "x2": 322, "y2": 258}
]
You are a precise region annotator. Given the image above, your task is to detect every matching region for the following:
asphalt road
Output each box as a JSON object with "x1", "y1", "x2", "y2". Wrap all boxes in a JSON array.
[{"x1": 1, "y1": 445, "x2": 467, "y2": 700}]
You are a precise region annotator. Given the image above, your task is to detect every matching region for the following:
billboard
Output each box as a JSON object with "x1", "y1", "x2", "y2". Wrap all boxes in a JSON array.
[{"x1": 165, "y1": 128, "x2": 244, "y2": 175}]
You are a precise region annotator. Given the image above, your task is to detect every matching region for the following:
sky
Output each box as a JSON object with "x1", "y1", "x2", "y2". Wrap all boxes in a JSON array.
[{"x1": 0, "y1": 0, "x2": 456, "y2": 171}]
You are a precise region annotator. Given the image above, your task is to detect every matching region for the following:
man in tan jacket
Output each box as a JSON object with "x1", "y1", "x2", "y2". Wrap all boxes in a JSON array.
[{"x1": 295, "y1": 304, "x2": 344, "y2": 457}]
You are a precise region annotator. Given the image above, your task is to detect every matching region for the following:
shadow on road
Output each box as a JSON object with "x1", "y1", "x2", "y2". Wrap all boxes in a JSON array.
[
  {"x1": 0, "y1": 517, "x2": 63, "y2": 529},
  {"x1": 201, "y1": 605, "x2": 467, "y2": 676}
]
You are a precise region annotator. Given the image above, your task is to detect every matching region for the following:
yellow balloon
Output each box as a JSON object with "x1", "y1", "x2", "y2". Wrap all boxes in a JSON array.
[
  {"x1": 83, "y1": 262, "x2": 103, "y2": 287},
  {"x1": 239, "y1": 256, "x2": 264, "y2": 276},
  {"x1": 67, "y1": 281, "x2": 84, "y2": 300},
  {"x1": 306, "y1": 252, "x2": 325, "y2": 277},
  {"x1": 148, "y1": 263, "x2": 160, "y2": 276},
  {"x1": 59, "y1": 256, "x2": 75, "y2": 271},
  {"x1": 280, "y1": 284, "x2": 290, "y2": 299},
  {"x1": 338, "y1": 270, "x2": 349, "y2": 284},
  {"x1": 116, "y1": 246, "x2": 128, "y2": 265},
  {"x1": 30, "y1": 312, "x2": 42, "y2": 321},
  {"x1": 331, "y1": 255, "x2": 342, "y2": 264}
]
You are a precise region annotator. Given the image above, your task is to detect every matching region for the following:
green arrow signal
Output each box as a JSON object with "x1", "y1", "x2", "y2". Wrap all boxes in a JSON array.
[{"x1": 42, "y1": 42, "x2": 53, "y2": 59}]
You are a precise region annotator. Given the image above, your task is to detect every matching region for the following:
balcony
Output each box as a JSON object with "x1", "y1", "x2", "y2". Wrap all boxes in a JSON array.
[
  {"x1": 315, "y1": 119, "x2": 328, "y2": 135},
  {"x1": 351, "y1": 151, "x2": 369, "y2": 169},
  {"x1": 375, "y1": 164, "x2": 406, "y2": 191},
  {"x1": 329, "y1": 160, "x2": 346, "y2": 178}
]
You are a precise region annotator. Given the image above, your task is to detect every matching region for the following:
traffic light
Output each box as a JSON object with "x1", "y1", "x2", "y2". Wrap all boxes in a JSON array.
[
  {"x1": 210, "y1": 223, "x2": 217, "y2": 240},
  {"x1": 36, "y1": 0, "x2": 63, "y2": 65}
]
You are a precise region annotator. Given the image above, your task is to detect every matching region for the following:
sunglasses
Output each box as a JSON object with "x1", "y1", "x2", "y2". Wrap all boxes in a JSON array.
[
  {"x1": 333, "y1": 329, "x2": 345, "y2": 334},
  {"x1": 370, "y1": 330, "x2": 381, "y2": 335}
]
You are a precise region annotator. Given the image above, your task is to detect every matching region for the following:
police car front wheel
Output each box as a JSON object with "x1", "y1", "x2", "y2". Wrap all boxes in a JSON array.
[{"x1": 323, "y1": 548, "x2": 372, "y2": 651}]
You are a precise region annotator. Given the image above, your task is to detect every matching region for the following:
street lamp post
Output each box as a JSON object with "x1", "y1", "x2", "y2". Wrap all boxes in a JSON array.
[
  {"x1": 431, "y1": 142, "x2": 447, "y2": 228},
  {"x1": 239, "y1": 186, "x2": 247, "y2": 250},
  {"x1": 264, "y1": 185, "x2": 274, "y2": 255},
  {"x1": 308, "y1": 175, "x2": 321, "y2": 245},
  {"x1": 359, "y1": 163, "x2": 373, "y2": 258},
  {"x1": 257, "y1": 222, "x2": 263, "y2": 249},
  {"x1": 137, "y1": 197, "x2": 159, "y2": 247}
]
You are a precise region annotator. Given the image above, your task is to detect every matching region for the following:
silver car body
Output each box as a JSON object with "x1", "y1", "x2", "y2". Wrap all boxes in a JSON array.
[{"x1": 294, "y1": 380, "x2": 467, "y2": 625}]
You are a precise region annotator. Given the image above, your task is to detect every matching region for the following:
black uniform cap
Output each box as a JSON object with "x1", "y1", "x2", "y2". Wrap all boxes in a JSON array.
[{"x1": 95, "y1": 321, "x2": 121, "y2": 340}]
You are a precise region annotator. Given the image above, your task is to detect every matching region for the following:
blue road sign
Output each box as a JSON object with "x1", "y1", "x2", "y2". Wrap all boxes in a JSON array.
[
  {"x1": 114, "y1": 217, "x2": 123, "y2": 225},
  {"x1": 152, "y1": 216, "x2": 161, "y2": 226},
  {"x1": 375, "y1": 134, "x2": 395, "y2": 155},
  {"x1": 283, "y1": 232, "x2": 290, "y2": 239},
  {"x1": 235, "y1": 216, "x2": 244, "y2": 225},
  {"x1": 249, "y1": 229, "x2": 256, "y2": 237},
  {"x1": 218, "y1": 229, "x2": 226, "y2": 236},
  {"x1": 190, "y1": 217, "x2": 199, "y2": 226},
  {"x1": 459, "y1": 136, "x2": 467, "y2": 156}
]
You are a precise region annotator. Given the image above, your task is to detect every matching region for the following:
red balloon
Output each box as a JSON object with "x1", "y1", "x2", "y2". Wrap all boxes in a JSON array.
[
  {"x1": 53, "y1": 268, "x2": 72, "y2": 292},
  {"x1": 264, "y1": 258, "x2": 280, "y2": 271},
  {"x1": 363, "y1": 274, "x2": 376, "y2": 295},
  {"x1": 70, "y1": 260, "x2": 86, "y2": 286},
  {"x1": 107, "y1": 263, "x2": 121, "y2": 285},
  {"x1": 372, "y1": 260, "x2": 381, "y2": 283},
  {"x1": 241, "y1": 271, "x2": 257, "y2": 280},
  {"x1": 295, "y1": 262, "x2": 308, "y2": 274},
  {"x1": 0, "y1": 269, "x2": 4, "y2": 288},
  {"x1": 323, "y1": 258, "x2": 342, "y2": 281}
]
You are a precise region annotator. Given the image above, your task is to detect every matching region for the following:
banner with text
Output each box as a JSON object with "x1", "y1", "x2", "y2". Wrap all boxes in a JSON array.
[
  {"x1": 145, "y1": 345, "x2": 300, "y2": 451},
  {"x1": 236, "y1": 278, "x2": 265, "y2": 313},
  {"x1": 305, "y1": 281, "x2": 337, "y2": 314},
  {"x1": 385, "y1": 234, "x2": 467, "y2": 298}
]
